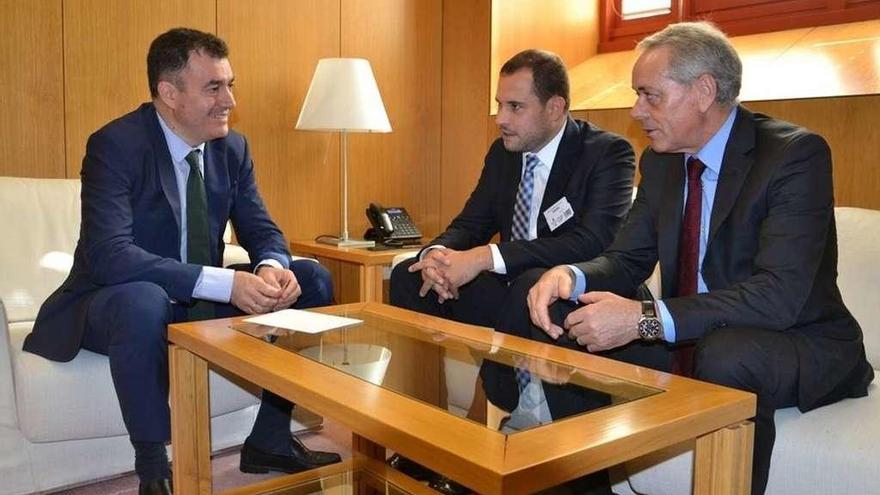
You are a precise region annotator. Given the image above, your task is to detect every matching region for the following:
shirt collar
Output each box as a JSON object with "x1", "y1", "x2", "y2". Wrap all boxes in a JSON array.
[
  {"x1": 527, "y1": 119, "x2": 567, "y2": 170},
  {"x1": 155, "y1": 109, "x2": 205, "y2": 162},
  {"x1": 690, "y1": 106, "x2": 737, "y2": 176}
]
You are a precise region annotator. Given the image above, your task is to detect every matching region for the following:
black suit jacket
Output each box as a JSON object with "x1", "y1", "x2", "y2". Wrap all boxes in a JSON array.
[
  {"x1": 575, "y1": 106, "x2": 873, "y2": 411},
  {"x1": 24, "y1": 103, "x2": 290, "y2": 362},
  {"x1": 428, "y1": 117, "x2": 635, "y2": 278}
]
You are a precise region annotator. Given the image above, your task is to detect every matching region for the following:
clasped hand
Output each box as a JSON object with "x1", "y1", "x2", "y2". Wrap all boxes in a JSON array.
[
  {"x1": 230, "y1": 266, "x2": 301, "y2": 314},
  {"x1": 527, "y1": 266, "x2": 641, "y2": 352},
  {"x1": 408, "y1": 246, "x2": 492, "y2": 303}
]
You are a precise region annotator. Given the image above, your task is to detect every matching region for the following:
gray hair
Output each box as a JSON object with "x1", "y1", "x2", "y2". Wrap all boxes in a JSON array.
[{"x1": 637, "y1": 22, "x2": 742, "y2": 106}]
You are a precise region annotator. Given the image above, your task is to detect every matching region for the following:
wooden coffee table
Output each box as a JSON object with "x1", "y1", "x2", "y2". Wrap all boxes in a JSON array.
[{"x1": 168, "y1": 303, "x2": 756, "y2": 494}]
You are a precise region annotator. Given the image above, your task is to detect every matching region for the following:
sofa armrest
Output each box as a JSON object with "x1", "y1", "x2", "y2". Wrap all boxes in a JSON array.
[
  {"x1": 223, "y1": 243, "x2": 318, "y2": 269},
  {"x1": 223, "y1": 243, "x2": 251, "y2": 268},
  {"x1": 0, "y1": 300, "x2": 19, "y2": 429}
]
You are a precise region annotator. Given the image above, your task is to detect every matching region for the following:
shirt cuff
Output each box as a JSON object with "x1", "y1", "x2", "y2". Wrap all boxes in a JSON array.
[
  {"x1": 420, "y1": 245, "x2": 445, "y2": 261},
  {"x1": 488, "y1": 243, "x2": 506, "y2": 274},
  {"x1": 655, "y1": 300, "x2": 677, "y2": 343},
  {"x1": 255, "y1": 258, "x2": 283, "y2": 272},
  {"x1": 567, "y1": 265, "x2": 587, "y2": 302},
  {"x1": 193, "y1": 266, "x2": 235, "y2": 303}
]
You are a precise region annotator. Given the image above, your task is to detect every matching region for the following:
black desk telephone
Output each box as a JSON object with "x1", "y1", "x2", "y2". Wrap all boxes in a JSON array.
[{"x1": 365, "y1": 203, "x2": 422, "y2": 246}]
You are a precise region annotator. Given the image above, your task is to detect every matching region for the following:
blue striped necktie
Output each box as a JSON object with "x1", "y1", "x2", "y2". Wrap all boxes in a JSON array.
[
  {"x1": 511, "y1": 153, "x2": 541, "y2": 241},
  {"x1": 512, "y1": 153, "x2": 541, "y2": 392}
]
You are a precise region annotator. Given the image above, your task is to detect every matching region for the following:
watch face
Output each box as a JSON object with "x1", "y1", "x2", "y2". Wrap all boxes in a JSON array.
[{"x1": 639, "y1": 317, "x2": 662, "y2": 341}]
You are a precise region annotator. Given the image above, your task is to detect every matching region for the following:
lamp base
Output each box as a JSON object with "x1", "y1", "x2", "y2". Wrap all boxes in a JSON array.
[{"x1": 318, "y1": 236, "x2": 375, "y2": 248}]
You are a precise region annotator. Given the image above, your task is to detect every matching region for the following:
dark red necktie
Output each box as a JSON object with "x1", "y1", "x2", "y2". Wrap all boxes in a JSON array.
[{"x1": 671, "y1": 156, "x2": 705, "y2": 376}]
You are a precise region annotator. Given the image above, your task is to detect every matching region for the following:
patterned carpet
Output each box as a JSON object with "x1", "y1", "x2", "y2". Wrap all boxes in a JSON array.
[{"x1": 54, "y1": 419, "x2": 352, "y2": 494}]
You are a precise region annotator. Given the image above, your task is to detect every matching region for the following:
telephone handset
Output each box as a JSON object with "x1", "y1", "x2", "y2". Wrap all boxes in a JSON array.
[{"x1": 365, "y1": 203, "x2": 422, "y2": 246}]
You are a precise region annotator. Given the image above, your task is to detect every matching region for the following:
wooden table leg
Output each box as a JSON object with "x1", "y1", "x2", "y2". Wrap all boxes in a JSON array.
[
  {"x1": 169, "y1": 344, "x2": 212, "y2": 494},
  {"x1": 358, "y1": 265, "x2": 385, "y2": 303},
  {"x1": 694, "y1": 420, "x2": 754, "y2": 495},
  {"x1": 352, "y1": 433, "x2": 386, "y2": 461}
]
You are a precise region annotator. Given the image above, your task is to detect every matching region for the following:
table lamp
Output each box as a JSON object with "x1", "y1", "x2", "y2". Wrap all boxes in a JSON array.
[{"x1": 296, "y1": 58, "x2": 392, "y2": 247}]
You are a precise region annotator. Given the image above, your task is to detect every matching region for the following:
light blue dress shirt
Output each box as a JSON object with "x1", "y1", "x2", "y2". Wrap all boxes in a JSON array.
[
  {"x1": 156, "y1": 113, "x2": 235, "y2": 303},
  {"x1": 568, "y1": 107, "x2": 738, "y2": 342}
]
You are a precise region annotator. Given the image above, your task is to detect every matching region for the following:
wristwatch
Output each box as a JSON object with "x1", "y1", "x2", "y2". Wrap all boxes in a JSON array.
[{"x1": 637, "y1": 300, "x2": 663, "y2": 341}]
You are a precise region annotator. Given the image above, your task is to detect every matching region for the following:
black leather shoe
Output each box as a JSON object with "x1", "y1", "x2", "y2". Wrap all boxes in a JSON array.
[
  {"x1": 240, "y1": 435, "x2": 341, "y2": 474},
  {"x1": 387, "y1": 453, "x2": 436, "y2": 481},
  {"x1": 139, "y1": 477, "x2": 172, "y2": 495},
  {"x1": 428, "y1": 475, "x2": 471, "y2": 495}
]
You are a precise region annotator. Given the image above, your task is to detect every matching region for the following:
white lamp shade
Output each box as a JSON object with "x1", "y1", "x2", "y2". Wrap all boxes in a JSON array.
[{"x1": 295, "y1": 58, "x2": 392, "y2": 133}]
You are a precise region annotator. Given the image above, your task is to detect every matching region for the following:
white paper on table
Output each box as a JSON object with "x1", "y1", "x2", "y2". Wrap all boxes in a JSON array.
[{"x1": 243, "y1": 309, "x2": 362, "y2": 334}]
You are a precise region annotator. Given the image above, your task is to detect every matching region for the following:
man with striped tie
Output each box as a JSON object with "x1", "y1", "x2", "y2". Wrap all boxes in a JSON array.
[
  {"x1": 388, "y1": 48, "x2": 636, "y2": 495},
  {"x1": 390, "y1": 48, "x2": 635, "y2": 331}
]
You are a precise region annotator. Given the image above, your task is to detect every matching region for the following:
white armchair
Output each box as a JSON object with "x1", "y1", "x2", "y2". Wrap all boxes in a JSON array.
[{"x1": 0, "y1": 176, "x2": 315, "y2": 494}]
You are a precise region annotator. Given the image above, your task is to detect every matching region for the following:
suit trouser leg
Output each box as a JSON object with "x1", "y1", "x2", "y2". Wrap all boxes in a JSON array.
[
  {"x1": 694, "y1": 327, "x2": 799, "y2": 495},
  {"x1": 242, "y1": 259, "x2": 335, "y2": 451},
  {"x1": 82, "y1": 281, "x2": 174, "y2": 442},
  {"x1": 81, "y1": 260, "x2": 334, "y2": 447},
  {"x1": 389, "y1": 257, "x2": 509, "y2": 328}
]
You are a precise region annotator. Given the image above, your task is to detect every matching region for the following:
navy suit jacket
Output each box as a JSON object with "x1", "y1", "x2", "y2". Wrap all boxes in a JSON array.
[
  {"x1": 427, "y1": 117, "x2": 635, "y2": 279},
  {"x1": 575, "y1": 107, "x2": 873, "y2": 411},
  {"x1": 24, "y1": 103, "x2": 290, "y2": 362}
]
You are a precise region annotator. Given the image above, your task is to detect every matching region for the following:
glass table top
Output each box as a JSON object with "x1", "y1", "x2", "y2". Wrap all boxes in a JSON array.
[
  {"x1": 254, "y1": 468, "x2": 411, "y2": 494},
  {"x1": 233, "y1": 306, "x2": 661, "y2": 434}
]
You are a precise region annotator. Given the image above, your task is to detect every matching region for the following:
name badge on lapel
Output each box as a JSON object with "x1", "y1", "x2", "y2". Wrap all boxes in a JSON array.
[{"x1": 543, "y1": 197, "x2": 574, "y2": 231}]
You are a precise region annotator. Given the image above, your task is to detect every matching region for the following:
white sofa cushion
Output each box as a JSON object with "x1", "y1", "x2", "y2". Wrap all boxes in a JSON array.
[
  {"x1": 834, "y1": 207, "x2": 880, "y2": 367},
  {"x1": 0, "y1": 301, "x2": 16, "y2": 430},
  {"x1": 620, "y1": 206, "x2": 880, "y2": 495},
  {"x1": 0, "y1": 177, "x2": 80, "y2": 323},
  {"x1": 10, "y1": 321, "x2": 258, "y2": 443}
]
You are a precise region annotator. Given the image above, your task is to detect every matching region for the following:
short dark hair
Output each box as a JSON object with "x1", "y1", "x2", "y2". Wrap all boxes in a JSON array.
[
  {"x1": 500, "y1": 49, "x2": 570, "y2": 110},
  {"x1": 147, "y1": 27, "x2": 228, "y2": 98}
]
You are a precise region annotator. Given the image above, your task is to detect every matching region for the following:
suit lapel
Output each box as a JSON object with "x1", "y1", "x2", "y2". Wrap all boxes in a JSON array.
[
  {"x1": 656, "y1": 152, "x2": 685, "y2": 298},
  {"x1": 708, "y1": 106, "x2": 755, "y2": 243},
  {"x1": 538, "y1": 117, "x2": 580, "y2": 235},
  {"x1": 144, "y1": 104, "x2": 182, "y2": 232},
  {"x1": 501, "y1": 150, "x2": 523, "y2": 241}
]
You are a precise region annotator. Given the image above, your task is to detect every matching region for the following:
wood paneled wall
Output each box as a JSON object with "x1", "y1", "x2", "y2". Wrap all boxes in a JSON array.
[
  {"x1": 218, "y1": 0, "x2": 341, "y2": 242},
  {"x1": 341, "y1": 0, "x2": 443, "y2": 238},
  {"x1": 0, "y1": 0, "x2": 441, "y2": 243},
  {"x1": 2, "y1": 0, "x2": 878, "y2": 242},
  {"x1": 490, "y1": 0, "x2": 598, "y2": 114},
  {"x1": 0, "y1": 1, "x2": 65, "y2": 178},
  {"x1": 441, "y1": 0, "x2": 492, "y2": 226},
  {"x1": 571, "y1": 94, "x2": 880, "y2": 210},
  {"x1": 62, "y1": 0, "x2": 216, "y2": 178}
]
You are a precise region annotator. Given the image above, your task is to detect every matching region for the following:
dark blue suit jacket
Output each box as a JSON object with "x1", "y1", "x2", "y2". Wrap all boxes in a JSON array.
[
  {"x1": 575, "y1": 107, "x2": 873, "y2": 411},
  {"x1": 427, "y1": 117, "x2": 635, "y2": 279},
  {"x1": 24, "y1": 103, "x2": 290, "y2": 362}
]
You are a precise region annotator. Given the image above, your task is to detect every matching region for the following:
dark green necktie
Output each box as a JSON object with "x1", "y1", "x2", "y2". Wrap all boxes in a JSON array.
[{"x1": 185, "y1": 149, "x2": 214, "y2": 320}]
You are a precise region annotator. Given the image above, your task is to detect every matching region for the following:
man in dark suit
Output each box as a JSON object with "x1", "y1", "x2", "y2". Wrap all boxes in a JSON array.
[
  {"x1": 23, "y1": 28, "x2": 340, "y2": 494},
  {"x1": 390, "y1": 49, "x2": 635, "y2": 328},
  {"x1": 388, "y1": 49, "x2": 634, "y2": 495},
  {"x1": 507, "y1": 22, "x2": 873, "y2": 494}
]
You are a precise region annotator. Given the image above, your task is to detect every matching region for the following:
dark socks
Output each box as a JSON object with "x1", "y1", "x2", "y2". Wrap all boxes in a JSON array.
[
  {"x1": 246, "y1": 390, "x2": 294, "y2": 454},
  {"x1": 132, "y1": 440, "x2": 170, "y2": 482}
]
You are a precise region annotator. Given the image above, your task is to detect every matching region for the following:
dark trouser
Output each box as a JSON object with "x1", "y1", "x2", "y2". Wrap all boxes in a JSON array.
[
  {"x1": 80, "y1": 259, "x2": 334, "y2": 443},
  {"x1": 389, "y1": 256, "x2": 510, "y2": 328},
  {"x1": 498, "y1": 268, "x2": 799, "y2": 495}
]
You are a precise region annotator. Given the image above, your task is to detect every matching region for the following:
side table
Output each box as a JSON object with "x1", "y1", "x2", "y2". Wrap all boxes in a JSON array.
[{"x1": 290, "y1": 240, "x2": 419, "y2": 303}]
